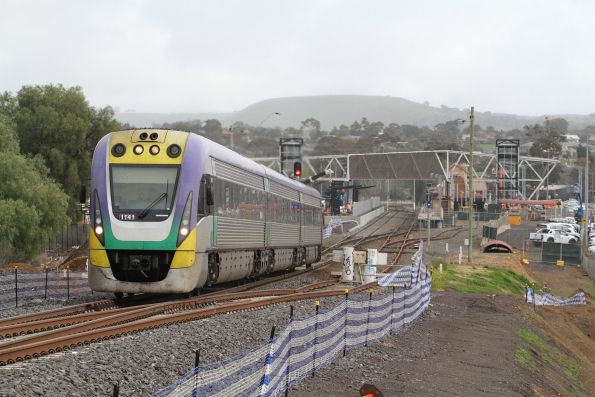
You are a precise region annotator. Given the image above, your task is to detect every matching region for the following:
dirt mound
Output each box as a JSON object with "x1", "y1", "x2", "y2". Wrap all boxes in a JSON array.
[
  {"x1": 61, "y1": 256, "x2": 88, "y2": 270},
  {"x1": 0, "y1": 262, "x2": 41, "y2": 272}
]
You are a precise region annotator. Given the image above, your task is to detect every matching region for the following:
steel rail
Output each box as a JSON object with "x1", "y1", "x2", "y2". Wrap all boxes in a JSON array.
[
  {"x1": 0, "y1": 300, "x2": 114, "y2": 328},
  {"x1": 321, "y1": 209, "x2": 398, "y2": 254},
  {"x1": 0, "y1": 277, "x2": 339, "y2": 342},
  {"x1": 0, "y1": 287, "x2": 374, "y2": 365},
  {"x1": 0, "y1": 303, "x2": 154, "y2": 340},
  {"x1": 0, "y1": 289, "x2": 297, "y2": 354}
]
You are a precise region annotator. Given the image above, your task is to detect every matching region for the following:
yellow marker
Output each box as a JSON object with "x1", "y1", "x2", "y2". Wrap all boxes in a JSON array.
[
  {"x1": 344, "y1": 289, "x2": 349, "y2": 294},
  {"x1": 556, "y1": 260, "x2": 565, "y2": 267},
  {"x1": 315, "y1": 300, "x2": 320, "y2": 306}
]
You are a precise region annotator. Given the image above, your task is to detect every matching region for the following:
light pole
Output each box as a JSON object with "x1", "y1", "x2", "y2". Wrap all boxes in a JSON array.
[
  {"x1": 427, "y1": 184, "x2": 432, "y2": 249},
  {"x1": 258, "y1": 112, "x2": 281, "y2": 128},
  {"x1": 542, "y1": 148, "x2": 551, "y2": 199},
  {"x1": 583, "y1": 145, "x2": 590, "y2": 256},
  {"x1": 467, "y1": 107, "x2": 475, "y2": 264}
]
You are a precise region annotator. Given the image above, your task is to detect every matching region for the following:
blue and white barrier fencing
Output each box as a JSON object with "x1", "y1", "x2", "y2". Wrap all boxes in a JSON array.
[
  {"x1": 525, "y1": 287, "x2": 586, "y2": 306},
  {"x1": 0, "y1": 269, "x2": 93, "y2": 310},
  {"x1": 323, "y1": 217, "x2": 343, "y2": 239},
  {"x1": 152, "y1": 265, "x2": 432, "y2": 396},
  {"x1": 378, "y1": 242, "x2": 425, "y2": 288}
]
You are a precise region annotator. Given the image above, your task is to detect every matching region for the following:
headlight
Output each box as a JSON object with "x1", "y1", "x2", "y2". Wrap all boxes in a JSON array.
[
  {"x1": 177, "y1": 192, "x2": 193, "y2": 246},
  {"x1": 111, "y1": 144, "x2": 126, "y2": 157},
  {"x1": 167, "y1": 144, "x2": 181, "y2": 158},
  {"x1": 133, "y1": 145, "x2": 144, "y2": 155},
  {"x1": 93, "y1": 190, "x2": 105, "y2": 245}
]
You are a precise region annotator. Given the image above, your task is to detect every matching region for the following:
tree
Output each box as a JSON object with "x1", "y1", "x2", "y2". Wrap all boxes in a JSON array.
[
  {"x1": 162, "y1": 119, "x2": 204, "y2": 133},
  {"x1": 0, "y1": 91, "x2": 17, "y2": 117},
  {"x1": 203, "y1": 119, "x2": 224, "y2": 144},
  {"x1": 88, "y1": 106, "x2": 122, "y2": 158},
  {"x1": 283, "y1": 127, "x2": 300, "y2": 136},
  {"x1": 312, "y1": 136, "x2": 354, "y2": 155},
  {"x1": 349, "y1": 120, "x2": 362, "y2": 136},
  {"x1": 244, "y1": 136, "x2": 279, "y2": 157},
  {"x1": 548, "y1": 118, "x2": 568, "y2": 135},
  {"x1": 300, "y1": 118, "x2": 321, "y2": 134},
  {"x1": 525, "y1": 119, "x2": 566, "y2": 183},
  {"x1": 362, "y1": 121, "x2": 384, "y2": 137},
  {"x1": 424, "y1": 138, "x2": 463, "y2": 151},
  {"x1": 13, "y1": 85, "x2": 121, "y2": 219},
  {"x1": 330, "y1": 124, "x2": 350, "y2": 137},
  {"x1": 0, "y1": 113, "x2": 69, "y2": 260}
]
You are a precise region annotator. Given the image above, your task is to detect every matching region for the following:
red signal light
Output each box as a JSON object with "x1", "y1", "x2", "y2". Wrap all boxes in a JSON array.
[{"x1": 293, "y1": 161, "x2": 302, "y2": 177}]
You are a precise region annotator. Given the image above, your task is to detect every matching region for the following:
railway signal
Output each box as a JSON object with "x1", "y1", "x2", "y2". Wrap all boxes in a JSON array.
[{"x1": 293, "y1": 161, "x2": 302, "y2": 177}]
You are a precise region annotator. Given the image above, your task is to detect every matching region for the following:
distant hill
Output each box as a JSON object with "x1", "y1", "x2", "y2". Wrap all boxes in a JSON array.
[
  {"x1": 116, "y1": 95, "x2": 595, "y2": 131},
  {"x1": 115, "y1": 112, "x2": 231, "y2": 128}
]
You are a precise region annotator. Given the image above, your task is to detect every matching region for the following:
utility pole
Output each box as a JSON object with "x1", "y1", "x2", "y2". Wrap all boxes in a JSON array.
[
  {"x1": 581, "y1": 144, "x2": 589, "y2": 256},
  {"x1": 426, "y1": 184, "x2": 432, "y2": 248},
  {"x1": 545, "y1": 117, "x2": 550, "y2": 199},
  {"x1": 467, "y1": 107, "x2": 475, "y2": 264}
]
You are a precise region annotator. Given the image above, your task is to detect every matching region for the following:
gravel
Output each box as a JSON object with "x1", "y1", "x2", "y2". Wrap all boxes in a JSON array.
[
  {"x1": 0, "y1": 278, "x2": 354, "y2": 396},
  {"x1": 0, "y1": 214, "x2": 410, "y2": 396},
  {"x1": 0, "y1": 293, "x2": 111, "y2": 319}
]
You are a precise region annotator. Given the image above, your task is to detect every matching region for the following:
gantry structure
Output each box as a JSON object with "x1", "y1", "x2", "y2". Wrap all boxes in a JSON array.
[{"x1": 252, "y1": 149, "x2": 559, "y2": 200}]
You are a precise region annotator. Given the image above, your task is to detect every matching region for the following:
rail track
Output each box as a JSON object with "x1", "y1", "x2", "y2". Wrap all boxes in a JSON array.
[
  {"x1": 0, "y1": 207, "x2": 421, "y2": 366},
  {"x1": 0, "y1": 279, "x2": 375, "y2": 365}
]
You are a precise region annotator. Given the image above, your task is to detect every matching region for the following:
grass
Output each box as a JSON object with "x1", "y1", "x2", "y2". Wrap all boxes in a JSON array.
[
  {"x1": 430, "y1": 260, "x2": 534, "y2": 295},
  {"x1": 516, "y1": 328, "x2": 584, "y2": 383},
  {"x1": 515, "y1": 345, "x2": 536, "y2": 372}
]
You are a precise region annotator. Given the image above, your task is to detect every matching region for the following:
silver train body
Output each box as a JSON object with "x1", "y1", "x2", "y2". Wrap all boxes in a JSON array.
[{"x1": 89, "y1": 129, "x2": 323, "y2": 294}]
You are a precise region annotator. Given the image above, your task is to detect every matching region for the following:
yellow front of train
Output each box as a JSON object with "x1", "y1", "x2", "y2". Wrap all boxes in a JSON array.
[{"x1": 88, "y1": 129, "x2": 206, "y2": 294}]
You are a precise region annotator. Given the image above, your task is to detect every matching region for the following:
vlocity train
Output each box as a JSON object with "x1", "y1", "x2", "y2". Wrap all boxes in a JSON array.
[{"x1": 89, "y1": 129, "x2": 322, "y2": 295}]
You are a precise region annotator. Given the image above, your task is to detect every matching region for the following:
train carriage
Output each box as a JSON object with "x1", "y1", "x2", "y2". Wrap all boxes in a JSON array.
[{"x1": 89, "y1": 129, "x2": 322, "y2": 294}]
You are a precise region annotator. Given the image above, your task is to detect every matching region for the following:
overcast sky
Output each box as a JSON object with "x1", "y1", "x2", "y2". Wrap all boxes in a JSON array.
[{"x1": 1, "y1": 0, "x2": 594, "y2": 115}]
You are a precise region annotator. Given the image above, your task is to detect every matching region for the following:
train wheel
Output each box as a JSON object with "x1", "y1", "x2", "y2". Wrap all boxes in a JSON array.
[{"x1": 114, "y1": 292, "x2": 124, "y2": 301}]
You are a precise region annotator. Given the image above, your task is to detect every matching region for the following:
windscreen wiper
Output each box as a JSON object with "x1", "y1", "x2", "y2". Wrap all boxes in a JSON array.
[{"x1": 138, "y1": 192, "x2": 168, "y2": 219}]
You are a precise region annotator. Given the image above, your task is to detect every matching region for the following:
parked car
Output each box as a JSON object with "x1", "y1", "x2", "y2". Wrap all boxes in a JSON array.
[
  {"x1": 529, "y1": 229, "x2": 578, "y2": 244},
  {"x1": 548, "y1": 217, "x2": 576, "y2": 224},
  {"x1": 537, "y1": 222, "x2": 580, "y2": 234},
  {"x1": 542, "y1": 224, "x2": 581, "y2": 240}
]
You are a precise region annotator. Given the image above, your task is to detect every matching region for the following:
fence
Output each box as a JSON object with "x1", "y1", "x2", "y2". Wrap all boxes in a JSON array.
[
  {"x1": 45, "y1": 223, "x2": 89, "y2": 254},
  {"x1": 523, "y1": 240, "x2": 582, "y2": 266},
  {"x1": 442, "y1": 211, "x2": 501, "y2": 227},
  {"x1": 152, "y1": 260, "x2": 431, "y2": 396},
  {"x1": 0, "y1": 269, "x2": 93, "y2": 310},
  {"x1": 525, "y1": 287, "x2": 586, "y2": 306}
]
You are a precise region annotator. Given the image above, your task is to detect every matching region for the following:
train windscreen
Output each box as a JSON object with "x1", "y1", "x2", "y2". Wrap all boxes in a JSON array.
[{"x1": 110, "y1": 165, "x2": 179, "y2": 221}]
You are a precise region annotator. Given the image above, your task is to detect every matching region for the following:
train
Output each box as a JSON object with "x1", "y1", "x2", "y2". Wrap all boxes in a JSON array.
[{"x1": 88, "y1": 129, "x2": 323, "y2": 295}]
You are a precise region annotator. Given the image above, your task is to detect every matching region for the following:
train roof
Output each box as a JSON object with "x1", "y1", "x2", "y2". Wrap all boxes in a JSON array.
[{"x1": 186, "y1": 132, "x2": 321, "y2": 199}]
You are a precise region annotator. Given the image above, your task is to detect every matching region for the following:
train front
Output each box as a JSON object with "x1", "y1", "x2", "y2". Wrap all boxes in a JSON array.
[{"x1": 89, "y1": 129, "x2": 204, "y2": 294}]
